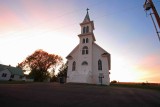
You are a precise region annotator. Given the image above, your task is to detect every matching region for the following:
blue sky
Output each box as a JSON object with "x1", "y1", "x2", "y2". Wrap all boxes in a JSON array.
[{"x1": 0, "y1": 0, "x2": 160, "y2": 82}]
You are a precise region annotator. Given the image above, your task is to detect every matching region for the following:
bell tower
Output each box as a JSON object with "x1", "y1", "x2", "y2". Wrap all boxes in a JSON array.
[
  {"x1": 78, "y1": 8, "x2": 96, "y2": 43},
  {"x1": 74, "y1": 8, "x2": 96, "y2": 83},
  {"x1": 80, "y1": 8, "x2": 94, "y2": 34}
]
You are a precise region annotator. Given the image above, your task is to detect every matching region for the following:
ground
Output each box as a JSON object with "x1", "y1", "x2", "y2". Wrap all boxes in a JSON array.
[{"x1": 0, "y1": 83, "x2": 160, "y2": 107}]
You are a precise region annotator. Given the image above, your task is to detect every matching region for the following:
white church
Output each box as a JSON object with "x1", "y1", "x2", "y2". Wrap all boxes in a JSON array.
[{"x1": 66, "y1": 9, "x2": 111, "y2": 85}]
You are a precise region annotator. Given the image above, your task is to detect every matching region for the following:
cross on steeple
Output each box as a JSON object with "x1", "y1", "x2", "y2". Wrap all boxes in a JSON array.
[{"x1": 86, "y1": 8, "x2": 89, "y2": 13}]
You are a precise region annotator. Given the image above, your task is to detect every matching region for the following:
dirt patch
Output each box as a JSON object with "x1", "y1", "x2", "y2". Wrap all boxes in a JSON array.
[{"x1": 0, "y1": 83, "x2": 160, "y2": 107}]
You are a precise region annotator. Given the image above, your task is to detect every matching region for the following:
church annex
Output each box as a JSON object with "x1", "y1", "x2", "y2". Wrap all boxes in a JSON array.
[{"x1": 66, "y1": 10, "x2": 111, "y2": 85}]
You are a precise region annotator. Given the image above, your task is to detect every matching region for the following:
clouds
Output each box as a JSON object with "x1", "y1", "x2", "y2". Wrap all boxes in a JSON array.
[
  {"x1": 0, "y1": 5, "x2": 25, "y2": 33},
  {"x1": 0, "y1": 0, "x2": 79, "y2": 38},
  {"x1": 136, "y1": 54, "x2": 160, "y2": 82}
]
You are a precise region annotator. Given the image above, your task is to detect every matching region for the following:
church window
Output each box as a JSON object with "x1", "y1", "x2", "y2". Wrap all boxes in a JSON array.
[
  {"x1": 98, "y1": 59, "x2": 102, "y2": 70},
  {"x1": 86, "y1": 26, "x2": 89, "y2": 33},
  {"x1": 82, "y1": 46, "x2": 88, "y2": 55},
  {"x1": 72, "y1": 61, "x2": 76, "y2": 71},
  {"x1": 86, "y1": 49, "x2": 88, "y2": 54},
  {"x1": 82, "y1": 50, "x2": 85, "y2": 55},
  {"x1": 82, "y1": 61, "x2": 88, "y2": 65},
  {"x1": 86, "y1": 38, "x2": 89, "y2": 43},
  {"x1": 83, "y1": 27, "x2": 86, "y2": 34},
  {"x1": 83, "y1": 38, "x2": 85, "y2": 43}
]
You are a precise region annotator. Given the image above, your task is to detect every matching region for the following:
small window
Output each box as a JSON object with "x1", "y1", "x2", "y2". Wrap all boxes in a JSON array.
[
  {"x1": 83, "y1": 38, "x2": 85, "y2": 43},
  {"x1": 72, "y1": 61, "x2": 76, "y2": 71},
  {"x1": 86, "y1": 38, "x2": 89, "y2": 43},
  {"x1": 86, "y1": 50, "x2": 88, "y2": 54},
  {"x1": 83, "y1": 27, "x2": 86, "y2": 34},
  {"x1": 98, "y1": 59, "x2": 102, "y2": 70},
  {"x1": 82, "y1": 50, "x2": 85, "y2": 55},
  {"x1": 82, "y1": 61, "x2": 88, "y2": 65},
  {"x1": 86, "y1": 26, "x2": 89, "y2": 33},
  {"x1": 82, "y1": 46, "x2": 88, "y2": 55},
  {"x1": 11, "y1": 74, "x2": 14, "y2": 78},
  {"x1": 2, "y1": 73, "x2": 7, "y2": 77}
]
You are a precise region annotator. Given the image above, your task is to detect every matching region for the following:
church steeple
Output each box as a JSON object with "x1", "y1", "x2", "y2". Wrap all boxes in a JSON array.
[
  {"x1": 79, "y1": 9, "x2": 96, "y2": 42},
  {"x1": 80, "y1": 8, "x2": 95, "y2": 34},
  {"x1": 83, "y1": 8, "x2": 90, "y2": 22}
]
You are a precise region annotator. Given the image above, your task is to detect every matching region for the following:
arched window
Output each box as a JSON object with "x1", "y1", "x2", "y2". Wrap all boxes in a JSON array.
[
  {"x1": 82, "y1": 61, "x2": 88, "y2": 65},
  {"x1": 82, "y1": 46, "x2": 88, "y2": 55},
  {"x1": 86, "y1": 38, "x2": 89, "y2": 43},
  {"x1": 86, "y1": 26, "x2": 89, "y2": 33},
  {"x1": 83, "y1": 27, "x2": 86, "y2": 34},
  {"x1": 83, "y1": 38, "x2": 85, "y2": 43},
  {"x1": 98, "y1": 59, "x2": 102, "y2": 70},
  {"x1": 72, "y1": 61, "x2": 76, "y2": 71}
]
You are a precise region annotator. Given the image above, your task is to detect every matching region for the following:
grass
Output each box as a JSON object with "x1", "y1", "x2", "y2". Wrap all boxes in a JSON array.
[
  {"x1": 1, "y1": 80, "x2": 160, "y2": 91},
  {"x1": 110, "y1": 82, "x2": 160, "y2": 91},
  {"x1": 0, "y1": 80, "x2": 27, "y2": 84}
]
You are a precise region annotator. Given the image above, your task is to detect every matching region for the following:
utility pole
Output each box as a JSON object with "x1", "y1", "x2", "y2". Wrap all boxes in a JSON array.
[
  {"x1": 148, "y1": 0, "x2": 160, "y2": 28},
  {"x1": 144, "y1": 0, "x2": 160, "y2": 41}
]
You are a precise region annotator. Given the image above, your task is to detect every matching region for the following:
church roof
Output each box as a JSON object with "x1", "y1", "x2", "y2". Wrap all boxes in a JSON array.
[
  {"x1": 66, "y1": 45, "x2": 79, "y2": 59},
  {"x1": 93, "y1": 43, "x2": 111, "y2": 70}
]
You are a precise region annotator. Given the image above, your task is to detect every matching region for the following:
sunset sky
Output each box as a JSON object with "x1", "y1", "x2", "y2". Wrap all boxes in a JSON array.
[{"x1": 0, "y1": 0, "x2": 160, "y2": 83}]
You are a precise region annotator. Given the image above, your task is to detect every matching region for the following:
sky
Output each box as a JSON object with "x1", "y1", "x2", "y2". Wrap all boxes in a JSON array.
[{"x1": 0, "y1": 0, "x2": 160, "y2": 83}]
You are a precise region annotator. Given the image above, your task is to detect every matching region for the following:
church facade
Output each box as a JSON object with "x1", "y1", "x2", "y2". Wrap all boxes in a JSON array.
[{"x1": 66, "y1": 10, "x2": 111, "y2": 85}]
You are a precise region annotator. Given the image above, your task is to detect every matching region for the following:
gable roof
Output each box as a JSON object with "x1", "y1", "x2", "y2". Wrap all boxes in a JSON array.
[
  {"x1": 66, "y1": 44, "x2": 79, "y2": 59},
  {"x1": 0, "y1": 64, "x2": 24, "y2": 76},
  {"x1": 0, "y1": 64, "x2": 8, "y2": 71},
  {"x1": 93, "y1": 43, "x2": 111, "y2": 70},
  {"x1": 93, "y1": 43, "x2": 110, "y2": 55}
]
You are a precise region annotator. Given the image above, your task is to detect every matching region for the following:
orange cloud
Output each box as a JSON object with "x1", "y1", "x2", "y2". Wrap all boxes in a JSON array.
[
  {"x1": 136, "y1": 54, "x2": 160, "y2": 83},
  {"x1": 0, "y1": 0, "x2": 78, "y2": 37},
  {"x1": 0, "y1": 6, "x2": 25, "y2": 34}
]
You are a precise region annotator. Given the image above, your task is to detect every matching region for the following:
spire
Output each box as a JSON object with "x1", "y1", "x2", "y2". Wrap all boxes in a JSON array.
[{"x1": 83, "y1": 8, "x2": 90, "y2": 22}]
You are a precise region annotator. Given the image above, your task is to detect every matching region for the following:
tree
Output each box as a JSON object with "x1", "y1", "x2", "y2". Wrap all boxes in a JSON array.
[
  {"x1": 56, "y1": 62, "x2": 68, "y2": 83},
  {"x1": 18, "y1": 49, "x2": 62, "y2": 82},
  {"x1": 57, "y1": 62, "x2": 68, "y2": 78}
]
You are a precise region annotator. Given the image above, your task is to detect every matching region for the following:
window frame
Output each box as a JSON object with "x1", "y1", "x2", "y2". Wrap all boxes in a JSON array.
[
  {"x1": 82, "y1": 61, "x2": 88, "y2": 65},
  {"x1": 82, "y1": 46, "x2": 89, "y2": 55},
  {"x1": 86, "y1": 26, "x2": 89, "y2": 33},
  {"x1": 83, "y1": 27, "x2": 86, "y2": 34},
  {"x1": 98, "y1": 59, "x2": 102, "y2": 70},
  {"x1": 11, "y1": 74, "x2": 14, "y2": 78},
  {"x1": 86, "y1": 38, "x2": 89, "y2": 43},
  {"x1": 82, "y1": 38, "x2": 85, "y2": 43},
  {"x1": 2, "y1": 73, "x2": 7, "y2": 77},
  {"x1": 72, "y1": 61, "x2": 76, "y2": 71}
]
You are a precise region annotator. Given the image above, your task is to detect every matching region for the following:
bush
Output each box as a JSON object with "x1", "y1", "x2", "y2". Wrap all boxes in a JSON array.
[{"x1": 110, "y1": 80, "x2": 117, "y2": 84}]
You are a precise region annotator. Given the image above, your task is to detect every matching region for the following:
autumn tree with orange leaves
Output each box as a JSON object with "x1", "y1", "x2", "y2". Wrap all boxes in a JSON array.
[{"x1": 18, "y1": 49, "x2": 62, "y2": 82}]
